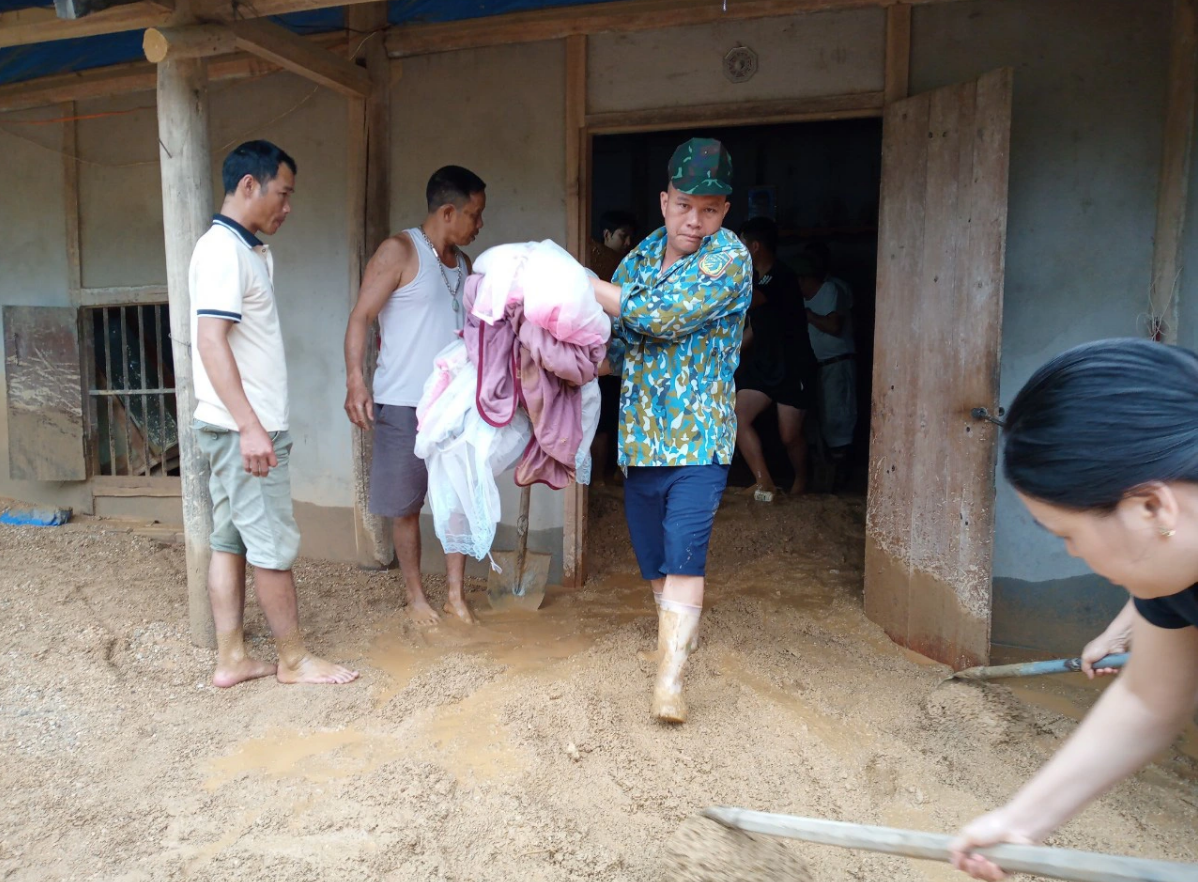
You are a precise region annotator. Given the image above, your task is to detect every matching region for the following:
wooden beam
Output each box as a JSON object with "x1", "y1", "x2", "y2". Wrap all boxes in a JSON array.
[
  {"x1": 883, "y1": 2, "x2": 911, "y2": 104},
  {"x1": 386, "y1": 0, "x2": 946, "y2": 58},
  {"x1": 62, "y1": 102, "x2": 82, "y2": 298},
  {"x1": 0, "y1": 0, "x2": 964, "y2": 53},
  {"x1": 0, "y1": 33, "x2": 347, "y2": 114},
  {"x1": 563, "y1": 33, "x2": 588, "y2": 590},
  {"x1": 585, "y1": 91, "x2": 884, "y2": 134},
  {"x1": 1150, "y1": 0, "x2": 1198, "y2": 343},
  {"x1": 156, "y1": 55, "x2": 215, "y2": 649},
  {"x1": 75, "y1": 285, "x2": 170, "y2": 306},
  {"x1": 345, "y1": 2, "x2": 393, "y2": 568},
  {"x1": 92, "y1": 475, "x2": 182, "y2": 497},
  {"x1": 0, "y1": 1, "x2": 170, "y2": 47},
  {"x1": 55, "y1": 0, "x2": 149, "y2": 22},
  {"x1": 228, "y1": 19, "x2": 370, "y2": 97},
  {"x1": 143, "y1": 23, "x2": 237, "y2": 63}
]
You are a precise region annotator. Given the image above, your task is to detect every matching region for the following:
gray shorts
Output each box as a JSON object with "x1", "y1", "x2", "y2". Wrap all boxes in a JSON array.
[
  {"x1": 194, "y1": 421, "x2": 301, "y2": 571},
  {"x1": 368, "y1": 404, "x2": 428, "y2": 519}
]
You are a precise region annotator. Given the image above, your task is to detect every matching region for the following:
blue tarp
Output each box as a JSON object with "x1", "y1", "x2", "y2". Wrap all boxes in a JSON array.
[{"x1": 0, "y1": 0, "x2": 616, "y2": 87}]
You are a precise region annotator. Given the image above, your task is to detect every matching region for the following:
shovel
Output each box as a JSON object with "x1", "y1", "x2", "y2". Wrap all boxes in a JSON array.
[
  {"x1": 949, "y1": 653, "x2": 1128, "y2": 683},
  {"x1": 698, "y1": 809, "x2": 1197, "y2": 882},
  {"x1": 487, "y1": 484, "x2": 549, "y2": 611}
]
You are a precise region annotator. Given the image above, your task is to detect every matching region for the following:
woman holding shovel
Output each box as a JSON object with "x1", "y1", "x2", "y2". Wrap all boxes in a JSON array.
[{"x1": 952, "y1": 338, "x2": 1198, "y2": 881}]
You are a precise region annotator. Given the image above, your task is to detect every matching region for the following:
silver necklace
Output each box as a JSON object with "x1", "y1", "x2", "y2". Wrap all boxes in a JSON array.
[{"x1": 418, "y1": 227, "x2": 463, "y2": 313}]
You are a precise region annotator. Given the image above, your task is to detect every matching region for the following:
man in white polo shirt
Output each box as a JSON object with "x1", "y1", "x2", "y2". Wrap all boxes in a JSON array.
[{"x1": 192, "y1": 140, "x2": 358, "y2": 688}]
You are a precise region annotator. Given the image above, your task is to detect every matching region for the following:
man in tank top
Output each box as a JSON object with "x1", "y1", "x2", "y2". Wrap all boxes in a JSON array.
[{"x1": 343, "y1": 166, "x2": 486, "y2": 625}]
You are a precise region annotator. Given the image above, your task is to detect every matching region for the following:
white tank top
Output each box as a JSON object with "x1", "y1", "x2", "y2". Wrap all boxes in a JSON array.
[{"x1": 373, "y1": 227, "x2": 466, "y2": 407}]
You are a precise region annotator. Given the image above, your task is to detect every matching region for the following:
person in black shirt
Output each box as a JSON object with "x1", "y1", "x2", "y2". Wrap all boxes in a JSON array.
[
  {"x1": 952, "y1": 339, "x2": 1198, "y2": 880},
  {"x1": 734, "y1": 218, "x2": 820, "y2": 500}
]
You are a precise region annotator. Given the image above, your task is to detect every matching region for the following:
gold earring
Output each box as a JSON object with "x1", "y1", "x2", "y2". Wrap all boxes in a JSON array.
[{"x1": 1160, "y1": 528, "x2": 1176, "y2": 538}]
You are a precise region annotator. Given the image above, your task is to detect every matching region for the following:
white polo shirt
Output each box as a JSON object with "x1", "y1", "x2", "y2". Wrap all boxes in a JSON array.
[{"x1": 189, "y1": 215, "x2": 290, "y2": 432}]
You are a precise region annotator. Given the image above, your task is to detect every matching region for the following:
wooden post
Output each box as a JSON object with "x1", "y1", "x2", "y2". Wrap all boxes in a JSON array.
[
  {"x1": 346, "y1": 2, "x2": 392, "y2": 567},
  {"x1": 61, "y1": 101, "x2": 82, "y2": 298},
  {"x1": 1150, "y1": 0, "x2": 1198, "y2": 343},
  {"x1": 563, "y1": 33, "x2": 588, "y2": 589},
  {"x1": 883, "y1": 3, "x2": 911, "y2": 105},
  {"x1": 156, "y1": 56, "x2": 215, "y2": 647}
]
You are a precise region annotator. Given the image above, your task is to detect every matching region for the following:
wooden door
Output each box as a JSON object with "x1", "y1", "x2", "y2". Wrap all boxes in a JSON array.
[{"x1": 865, "y1": 68, "x2": 1013, "y2": 670}]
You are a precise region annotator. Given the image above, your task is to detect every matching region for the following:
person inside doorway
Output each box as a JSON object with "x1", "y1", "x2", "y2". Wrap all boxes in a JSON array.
[
  {"x1": 192, "y1": 140, "x2": 359, "y2": 687},
  {"x1": 587, "y1": 210, "x2": 637, "y2": 486},
  {"x1": 343, "y1": 166, "x2": 486, "y2": 626},
  {"x1": 801, "y1": 244, "x2": 857, "y2": 464},
  {"x1": 951, "y1": 339, "x2": 1198, "y2": 880},
  {"x1": 587, "y1": 209, "x2": 637, "y2": 284},
  {"x1": 589, "y1": 137, "x2": 752, "y2": 724},
  {"x1": 734, "y1": 217, "x2": 819, "y2": 501}
]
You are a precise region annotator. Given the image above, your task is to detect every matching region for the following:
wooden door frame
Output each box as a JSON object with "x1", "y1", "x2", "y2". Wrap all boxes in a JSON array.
[{"x1": 562, "y1": 6, "x2": 910, "y2": 588}]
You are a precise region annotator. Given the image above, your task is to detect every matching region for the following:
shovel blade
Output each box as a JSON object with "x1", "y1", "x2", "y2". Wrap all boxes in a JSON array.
[{"x1": 486, "y1": 549, "x2": 550, "y2": 611}]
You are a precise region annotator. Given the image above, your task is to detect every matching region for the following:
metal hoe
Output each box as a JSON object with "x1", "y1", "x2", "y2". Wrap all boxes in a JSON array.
[
  {"x1": 702, "y1": 809, "x2": 1198, "y2": 882},
  {"x1": 487, "y1": 484, "x2": 549, "y2": 611}
]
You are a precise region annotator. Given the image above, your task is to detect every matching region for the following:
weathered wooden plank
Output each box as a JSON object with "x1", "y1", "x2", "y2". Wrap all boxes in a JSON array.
[
  {"x1": 1149, "y1": 0, "x2": 1197, "y2": 343},
  {"x1": 0, "y1": 0, "x2": 966, "y2": 52},
  {"x1": 864, "y1": 69, "x2": 1011, "y2": 670},
  {"x1": 386, "y1": 0, "x2": 952, "y2": 58},
  {"x1": 92, "y1": 475, "x2": 182, "y2": 496},
  {"x1": 563, "y1": 33, "x2": 588, "y2": 589},
  {"x1": 3, "y1": 306, "x2": 88, "y2": 482},
  {"x1": 345, "y1": 2, "x2": 393, "y2": 568},
  {"x1": 586, "y1": 92, "x2": 883, "y2": 134},
  {"x1": 865, "y1": 82, "x2": 928, "y2": 652}
]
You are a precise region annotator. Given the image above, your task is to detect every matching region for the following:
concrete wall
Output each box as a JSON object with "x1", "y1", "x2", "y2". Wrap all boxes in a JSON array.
[
  {"x1": 391, "y1": 38, "x2": 569, "y2": 571},
  {"x1": 0, "y1": 75, "x2": 358, "y2": 554},
  {"x1": 587, "y1": 8, "x2": 885, "y2": 113},
  {"x1": 911, "y1": 0, "x2": 1171, "y2": 653}
]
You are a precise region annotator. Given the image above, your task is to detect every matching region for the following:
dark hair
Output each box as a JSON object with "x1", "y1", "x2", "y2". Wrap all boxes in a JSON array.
[
  {"x1": 1003, "y1": 338, "x2": 1198, "y2": 511},
  {"x1": 801, "y1": 241, "x2": 831, "y2": 278},
  {"x1": 739, "y1": 216, "x2": 779, "y2": 253},
  {"x1": 598, "y1": 210, "x2": 636, "y2": 239},
  {"x1": 426, "y1": 165, "x2": 486, "y2": 212},
  {"x1": 222, "y1": 140, "x2": 296, "y2": 195}
]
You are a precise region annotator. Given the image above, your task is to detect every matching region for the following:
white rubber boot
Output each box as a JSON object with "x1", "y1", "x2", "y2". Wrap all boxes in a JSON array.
[
  {"x1": 637, "y1": 592, "x2": 667, "y2": 663},
  {"x1": 652, "y1": 601, "x2": 701, "y2": 724}
]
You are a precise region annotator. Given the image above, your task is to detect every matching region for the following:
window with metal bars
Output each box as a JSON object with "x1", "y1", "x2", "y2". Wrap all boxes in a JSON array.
[{"x1": 85, "y1": 304, "x2": 180, "y2": 477}]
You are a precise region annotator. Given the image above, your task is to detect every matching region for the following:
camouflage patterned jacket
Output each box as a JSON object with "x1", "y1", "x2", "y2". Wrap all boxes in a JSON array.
[{"x1": 606, "y1": 226, "x2": 751, "y2": 468}]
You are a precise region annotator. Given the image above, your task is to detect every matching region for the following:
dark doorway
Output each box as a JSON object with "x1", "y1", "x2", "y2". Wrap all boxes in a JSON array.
[{"x1": 591, "y1": 118, "x2": 882, "y2": 494}]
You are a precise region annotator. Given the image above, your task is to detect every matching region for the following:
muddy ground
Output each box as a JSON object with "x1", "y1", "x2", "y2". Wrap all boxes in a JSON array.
[{"x1": 1, "y1": 490, "x2": 1195, "y2": 881}]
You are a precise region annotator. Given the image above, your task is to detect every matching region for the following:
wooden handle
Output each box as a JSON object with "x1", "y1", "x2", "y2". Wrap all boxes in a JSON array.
[
  {"x1": 514, "y1": 484, "x2": 531, "y2": 575},
  {"x1": 702, "y1": 809, "x2": 1197, "y2": 882}
]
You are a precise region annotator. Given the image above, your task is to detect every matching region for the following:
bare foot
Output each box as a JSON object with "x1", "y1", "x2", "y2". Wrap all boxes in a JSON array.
[
  {"x1": 277, "y1": 654, "x2": 359, "y2": 685},
  {"x1": 789, "y1": 482, "x2": 807, "y2": 496},
  {"x1": 406, "y1": 595, "x2": 441, "y2": 626},
  {"x1": 443, "y1": 597, "x2": 477, "y2": 625},
  {"x1": 212, "y1": 657, "x2": 276, "y2": 688}
]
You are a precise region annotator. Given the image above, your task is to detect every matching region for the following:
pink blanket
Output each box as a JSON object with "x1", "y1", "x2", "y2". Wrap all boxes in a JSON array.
[{"x1": 463, "y1": 274, "x2": 602, "y2": 489}]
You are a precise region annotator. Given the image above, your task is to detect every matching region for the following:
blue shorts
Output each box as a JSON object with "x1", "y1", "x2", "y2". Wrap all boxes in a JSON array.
[{"x1": 623, "y1": 464, "x2": 729, "y2": 580}]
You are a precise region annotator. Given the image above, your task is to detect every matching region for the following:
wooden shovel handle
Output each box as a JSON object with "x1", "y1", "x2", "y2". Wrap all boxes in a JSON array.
[
  {"x1": 515, "y1": 484, "x2": 531, "y2": 575},
  {"x1": 702, "y1": 809, "x2": 1196, "y2": 882}
]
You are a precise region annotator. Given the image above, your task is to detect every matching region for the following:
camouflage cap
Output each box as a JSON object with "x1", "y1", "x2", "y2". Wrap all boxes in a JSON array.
[{"x1": 668, "y1": 137, "x2": 733, "y2": 196}]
